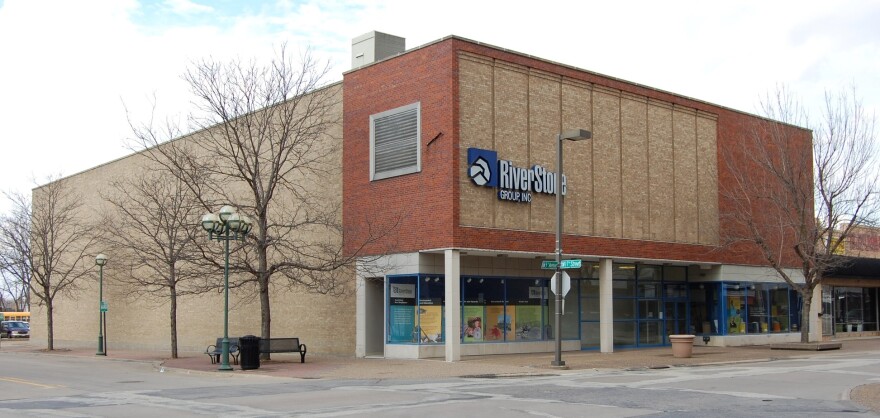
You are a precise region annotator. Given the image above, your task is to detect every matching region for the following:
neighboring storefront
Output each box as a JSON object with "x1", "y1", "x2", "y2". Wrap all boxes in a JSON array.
[{"x1": 822, "y1": 257, "x2": 880, "y2": 339}]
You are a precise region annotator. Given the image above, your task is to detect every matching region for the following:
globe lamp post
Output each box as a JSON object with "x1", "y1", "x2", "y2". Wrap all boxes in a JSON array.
[
  {"x1": 95, "y1": 253, "x2": 107, "y2": 356},
  {"x1": 201, "y1": 205, "x2": 252, "y2": 371}
]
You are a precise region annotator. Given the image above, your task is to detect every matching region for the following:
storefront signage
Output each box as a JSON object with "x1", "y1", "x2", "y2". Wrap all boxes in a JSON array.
[
  {"x1": 468, "y1": 148, "x2": 568, "y2": 203},
  {"x1": 389, "y1": 283, "x2": 415, "y2": 305}
]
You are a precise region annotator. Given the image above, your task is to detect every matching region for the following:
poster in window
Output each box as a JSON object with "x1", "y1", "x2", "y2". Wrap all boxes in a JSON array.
[
  {"x1": 389, "y1": 305, "x2": 416, "y2": 342},
  {"x1": 515, "y1": 305, "x2": 542, "y2": 340},
  {"x1": 389, "y1": 282, "x2": 417, "y2": 342},
  {"x1": 485, "y1": 305, "x2": 511, "y2": 341},
  {"x1": 418, "y1": 306, "x2": 443, "y2": 343},
  {"x1": 463, "y1": 306, "x2": 484, "y2": 342}
]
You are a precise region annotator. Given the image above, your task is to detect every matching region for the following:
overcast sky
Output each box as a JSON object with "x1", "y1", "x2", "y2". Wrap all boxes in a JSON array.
[{"x1": 0, "y1": 0, "x2": 878, "y2": 213}]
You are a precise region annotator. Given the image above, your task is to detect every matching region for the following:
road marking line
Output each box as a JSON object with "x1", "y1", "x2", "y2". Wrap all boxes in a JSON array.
[{"x1": 0, "y1": 376, "x2": 60, "y2": 389}]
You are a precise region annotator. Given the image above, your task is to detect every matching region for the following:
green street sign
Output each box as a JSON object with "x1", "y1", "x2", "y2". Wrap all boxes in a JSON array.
[
  {"x1": 100, "y1": 301, "x2": 108, "y2": 312},
  {"x1": 541, "y1": 259, "x2": 581, "y2": 270},
  {"x1": 560, "y1": 259, "x2": 582, "y2": 269}
]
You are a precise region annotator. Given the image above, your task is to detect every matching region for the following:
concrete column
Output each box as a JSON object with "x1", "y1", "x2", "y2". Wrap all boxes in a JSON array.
[
  {"x1": 809, "y1": 284, "x2": 822, "y2": 342},
  {"x1": 444, "y1": 249, "x2": 461, "y2": 362},
  {"x1": 599, "y1": 258, "x2": 614, "y2": 353},
  {"x1": 355, "y1": 272, "x2": 366, "y2": 358}
]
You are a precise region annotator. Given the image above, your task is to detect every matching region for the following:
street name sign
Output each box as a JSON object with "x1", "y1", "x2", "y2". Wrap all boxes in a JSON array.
[{"x1": 541, "y1": 259, "x2": 582, "y2": 270}]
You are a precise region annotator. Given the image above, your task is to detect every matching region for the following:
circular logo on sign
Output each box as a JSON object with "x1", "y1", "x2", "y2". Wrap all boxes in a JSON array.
[{"x1": 469, "y1": 156, "x2": 491, "y2": 186}]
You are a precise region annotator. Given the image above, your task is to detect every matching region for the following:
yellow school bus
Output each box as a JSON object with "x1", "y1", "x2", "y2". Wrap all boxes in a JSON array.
[{"x1": 1, "y1": 312, "x2": 30, "y2": 322}]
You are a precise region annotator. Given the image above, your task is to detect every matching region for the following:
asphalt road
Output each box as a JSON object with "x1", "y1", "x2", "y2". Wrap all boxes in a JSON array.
[{"x1": 0, "y1": 348, "x2": 877, "y2": 417}]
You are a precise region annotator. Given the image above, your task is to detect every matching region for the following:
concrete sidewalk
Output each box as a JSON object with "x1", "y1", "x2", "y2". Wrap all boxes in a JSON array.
[
  {"x1": 3, "y1": 337, "x2": 879, "y2": 412},
  {"x1": 2, "y1": 337, "x2": 875, "y2": 379}
]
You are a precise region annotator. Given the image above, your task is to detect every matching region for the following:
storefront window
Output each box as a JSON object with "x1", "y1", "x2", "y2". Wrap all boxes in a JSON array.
[
  {"x1": 690, "y1": 283, "x2": 720, "y2": 334},
  {"x1": 612, "y1": 265, "x2": 637, "y2": 346},
  {"x1": 718, "y1": 282, "x2": 800, "y2": 335},
  {"x1": 747, "y1": 284, "x2": 768, "y2": 333},
  {"x1": 864, "y1": 288, "x2": 878, "y2": 332},
  {"x1": 725, "y1": 283, "x2": 747, "y2": 334},
  {"x1": 580, "y1": 278, "x2": 599, "y2": 349},
  {"x1": 580, "y1": 278, "x2": 600, "y2": 298},
  {"x1": 508, "y1": 279, "x2": 549, "y2": 341},
  {"x1": 417, "y1": 276, "x2": 444, "y2": 343},
  {"x1": 769, "y1": 285, "x2": 790, "y2": 332},
  {"x1": 835, "y1": 287, "x2": 865, "y2": 333},
  {"x1": 581, "y1": 322, "x2": 600, "y2": 348},
  {"x1": 553, "y1": 281, "x2": 580, "y2": 340},
  {"x1": 460, "y1": 277, "x2": 558, "y2": 343},
  {"x1": 388, "y1": 276, "x2": 419, "y2": 343},
  {"x1": 462, "y1": 277, "x2": 499, "y2": 342},
  {"x1": 614, "y1": 321, "x2": 636, "y2": 346}
]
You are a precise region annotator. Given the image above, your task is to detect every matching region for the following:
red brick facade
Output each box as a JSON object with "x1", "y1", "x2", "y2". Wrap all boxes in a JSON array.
[{"x1": 343, "y1": 37, "x2": 811, "y2": 267}]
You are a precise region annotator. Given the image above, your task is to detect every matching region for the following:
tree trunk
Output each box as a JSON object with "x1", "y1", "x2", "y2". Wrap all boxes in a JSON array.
[
  {"x1": 800, "y1": 294, "x2": 812, "y2": 343},
  {"x1": 46, "y1": 302, "x2": 54, "y2": 351},
  {"x1": 170, "y1": 285, "x2": 178, "y2": 359},
  {"x1": 259, "y1": 273, "x2": 271, "y2": 360}
]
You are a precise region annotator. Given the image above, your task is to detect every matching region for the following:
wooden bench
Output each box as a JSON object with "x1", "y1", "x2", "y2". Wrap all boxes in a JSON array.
[
  {"x1": 205, "y1": 337, "x2": 240, "y2": 365},
  {"x1": 259, "y1": 337, "x2": 307, "y2": 363}
]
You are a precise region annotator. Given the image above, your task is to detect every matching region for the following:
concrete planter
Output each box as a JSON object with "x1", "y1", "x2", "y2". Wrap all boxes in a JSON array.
[{"x1": 669, "y1": 334, "x2": 695, "y2": 358}]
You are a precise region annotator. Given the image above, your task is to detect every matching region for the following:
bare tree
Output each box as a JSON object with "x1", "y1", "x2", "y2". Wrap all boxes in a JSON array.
[
  {"x1": 0, "y1": 178, "x2": 99, "y2": 349},
  {"x1": 722, "y1": 86, "x2": 879, "y2": 342},
  {"x1": 0, "y1": 204, "x2": 31, "y2": 311},
  {"x1": 101, "y1": 170, "x2": 208, "y2": 358},
  {"x1": 129, "y1": 46, "x2": 395, "y2": 357},
  {"x1": 0, "y1": 271, "x2": 28, "y2": 311}
]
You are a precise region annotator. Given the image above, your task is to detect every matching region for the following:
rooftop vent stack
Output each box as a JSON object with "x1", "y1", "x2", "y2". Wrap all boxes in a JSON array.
[{"x1": 352, "y1": 31, "x2": 405, "y2": 69}]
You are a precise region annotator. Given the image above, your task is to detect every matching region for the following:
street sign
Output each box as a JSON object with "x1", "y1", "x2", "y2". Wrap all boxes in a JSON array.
[
  {"x1": 100, "y1": 301, "x2": 108, "y2": 312},
  {"x1": 560, "y1": 259, "x2": 581, "y2": 269},
  {"x1": 541, "y1": 259, "x2": 581, "y2": 270},
  {"x1": 549, "y1": 271, "x2": 571, "y2": 296}
]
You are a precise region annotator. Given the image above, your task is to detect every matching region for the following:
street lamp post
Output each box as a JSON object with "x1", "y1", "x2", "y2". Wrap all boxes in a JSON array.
[
  {"x1": 95, "y1": 253, "x2": 107, "y2": 356},
  {"x1": 552, "y1": 128, "x2": 592, "y2": 368},
  {"x1": 201, "y1": 205, "x2": 252, "y2": 371}
]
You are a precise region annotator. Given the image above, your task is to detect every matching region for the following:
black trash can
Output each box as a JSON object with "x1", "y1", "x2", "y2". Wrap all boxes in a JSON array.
[{"x1": 239, "y1": 335, "x2": 261, "y2": 370}]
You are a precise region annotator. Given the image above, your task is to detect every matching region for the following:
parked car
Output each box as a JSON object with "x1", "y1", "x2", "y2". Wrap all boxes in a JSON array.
[{"x1": 1, "y1": 321, "x2": 29, "y2": 338}]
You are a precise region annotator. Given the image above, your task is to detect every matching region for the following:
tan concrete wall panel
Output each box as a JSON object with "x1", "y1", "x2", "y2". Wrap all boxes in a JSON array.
[
  {"x1": 592, "y1": 88, "x2": 622, "y2": 237},
  {"x1": 30, "y1": 84, "x2": 355, "y2": 356},
  {"x1": 647, "y1": 102, "x2": 675, "y2": 241},
  {"x1": 697, "y1": 115, "x2": 719, "y2": 244},
  {"x1": 456, "y1": 54, "x2": 719, "y2": 247},
  {"x1": 561, "y1": 79, "x2": 593, "y2": 236},
  {"x1": 528, "y1": 70, "x2": 561, "y2": 232},
  {"x1": 493, "y1": 62, "x2": 530, "y2": 230},
  {"x1": 621, "y1": 95, "x2": 649, "y2": 240},
  {"x1": 459, "y1": 55, "x2": 497, "y2": 228},
  {"x1": 673, "y1": 107, "x2": 698, "y2": 243}
]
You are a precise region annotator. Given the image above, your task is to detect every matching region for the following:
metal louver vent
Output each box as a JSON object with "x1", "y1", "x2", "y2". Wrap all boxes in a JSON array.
[{"x1": 371, "y1": 103, "x2": 420, "y2": 179}]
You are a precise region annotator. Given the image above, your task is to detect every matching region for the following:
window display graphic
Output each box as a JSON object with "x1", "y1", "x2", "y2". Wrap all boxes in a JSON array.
[
  {"x1": 485, "y1": 305, "x2": 510, "y2": 341},
  {"x1": 463, "y1": 306, "x2": 484, "y2": 341},
  {"x1": 515, "y1": 305, "x2": 543, "y2": 340},
  {"x1": 389, "y1": 305, "x2": 415, "y2": 343},
  {"x1": 418, "y1": 306, "x2": 443, "y2": 343},
  {"x1": 389, "y1": 282, "x2": 416, "y2": 343}
]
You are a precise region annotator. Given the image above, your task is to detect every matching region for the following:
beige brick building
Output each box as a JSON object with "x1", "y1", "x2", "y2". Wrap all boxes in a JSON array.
[{"x1": 30, "y1": 32, "x2": 877, "y2": 361}]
